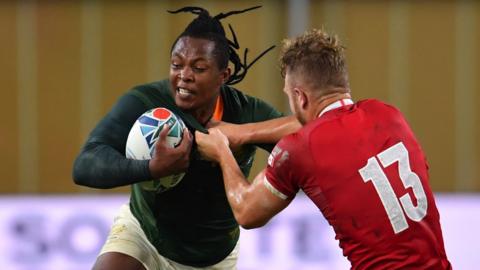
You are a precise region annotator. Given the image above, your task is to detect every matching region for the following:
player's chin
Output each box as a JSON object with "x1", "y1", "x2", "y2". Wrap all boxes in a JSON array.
[{"x1": 174, "y1": 97, "x2": 196, "y2": 112}]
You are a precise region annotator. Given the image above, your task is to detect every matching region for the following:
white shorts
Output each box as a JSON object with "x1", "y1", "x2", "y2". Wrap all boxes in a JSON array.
[{"x1": 99, "y1": 204, "x2": 239, "y2": 270}]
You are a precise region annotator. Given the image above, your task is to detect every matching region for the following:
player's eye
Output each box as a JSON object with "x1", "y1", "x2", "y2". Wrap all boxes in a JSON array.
[
  {"x1": 171, "y1": 62, "x2": 182, "y2": 70},
  {"x1": 193, "y1": 66, "x2": 206, "y2": 73}
]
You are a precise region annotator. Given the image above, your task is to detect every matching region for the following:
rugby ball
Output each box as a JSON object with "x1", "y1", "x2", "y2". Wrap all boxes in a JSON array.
[{"x1": 126, "y1": 107, "x2": 186, "y2": 193}]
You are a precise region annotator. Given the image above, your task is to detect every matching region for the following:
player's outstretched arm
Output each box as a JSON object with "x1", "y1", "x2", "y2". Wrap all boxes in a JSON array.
[
  {"x1": 196, "y1": 128, "x2": 291, "y2": 229},
  {"x1": 207, "y1": 116, "x2": 301, "y2": 150}
]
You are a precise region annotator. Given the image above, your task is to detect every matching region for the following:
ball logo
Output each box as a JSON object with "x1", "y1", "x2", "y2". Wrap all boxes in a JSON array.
[{"x1": 138, "y1": 108, "x2": 182, "y2": 152}]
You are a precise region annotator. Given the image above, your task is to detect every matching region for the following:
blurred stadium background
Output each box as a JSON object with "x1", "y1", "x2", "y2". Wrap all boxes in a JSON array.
[{"x1": 0, "y1": 0, "x2": 478, "y2": 269}]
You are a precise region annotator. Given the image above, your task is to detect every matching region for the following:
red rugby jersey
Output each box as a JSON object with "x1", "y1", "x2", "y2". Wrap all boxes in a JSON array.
[{"x1": 265, "y1": 99, "x2": 451, "y2": 270}]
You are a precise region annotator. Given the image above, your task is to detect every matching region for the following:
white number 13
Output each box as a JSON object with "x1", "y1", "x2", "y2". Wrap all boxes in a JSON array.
[{"x1": 358, "y1": 142, "x2": 427, "y2": 234}]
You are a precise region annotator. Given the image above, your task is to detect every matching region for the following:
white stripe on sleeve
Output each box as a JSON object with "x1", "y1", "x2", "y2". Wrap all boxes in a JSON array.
[{"x1": 263, "y1": 175, "x2": 289, "y2": 200}]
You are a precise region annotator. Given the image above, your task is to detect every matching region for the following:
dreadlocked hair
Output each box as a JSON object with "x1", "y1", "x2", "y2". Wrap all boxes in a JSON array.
[{"x1": 168, "y1": 6, "x2": 275, "y2": 85}]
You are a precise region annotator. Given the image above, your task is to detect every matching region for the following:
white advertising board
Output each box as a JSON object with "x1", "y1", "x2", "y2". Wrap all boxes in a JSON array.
[{"x1": 0, "y1": 194, "x2": 476, "y2": 269}]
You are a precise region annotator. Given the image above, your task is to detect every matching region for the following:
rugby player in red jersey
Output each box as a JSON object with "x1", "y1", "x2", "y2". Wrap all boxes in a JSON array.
[{"x1": 196, "y1": 29, "x2": 452, "y2": 270}]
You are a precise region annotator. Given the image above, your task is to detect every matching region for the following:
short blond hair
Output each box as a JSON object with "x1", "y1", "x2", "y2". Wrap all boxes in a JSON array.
[{"x1": 280, "y1": 28, "x2": 349, "y2": 91}]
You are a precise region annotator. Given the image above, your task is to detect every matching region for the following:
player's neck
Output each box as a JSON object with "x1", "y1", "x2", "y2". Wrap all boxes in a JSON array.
[
  {"x1": 312, "y1": 92, "x2": 352, "y2": 119},
  {"x1": 190, "y1": 96, "x2": 219, "y2": 126}
]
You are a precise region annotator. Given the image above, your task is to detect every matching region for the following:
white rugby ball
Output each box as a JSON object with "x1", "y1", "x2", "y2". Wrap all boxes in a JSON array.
[{"x1": 126, "y1": 107, "x2": 186, "y2": 193}]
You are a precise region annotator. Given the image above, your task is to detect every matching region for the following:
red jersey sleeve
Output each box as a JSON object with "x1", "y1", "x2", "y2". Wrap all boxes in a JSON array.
[{"x1": 264, "y1": 134, "x2": 303, "y2": 200}]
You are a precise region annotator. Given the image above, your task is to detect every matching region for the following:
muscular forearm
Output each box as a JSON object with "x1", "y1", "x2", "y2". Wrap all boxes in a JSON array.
[
  {"x1": 196, "y1": 128, "x2": 286, "y2": 228},
  {"x1": 218, "y1": 150, "x2": 252, "y2": 223},
  {"x1": 217, "y1": 147, "x2": 267, "y2": 229},
  {"x1": 241, "y1": 115, "x2": 300, "y2": 144}
]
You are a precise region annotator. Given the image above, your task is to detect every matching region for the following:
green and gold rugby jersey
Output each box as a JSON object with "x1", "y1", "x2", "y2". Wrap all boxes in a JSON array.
[{"x1": 73, "y1": 79, "x2": 282, "y2": 267}]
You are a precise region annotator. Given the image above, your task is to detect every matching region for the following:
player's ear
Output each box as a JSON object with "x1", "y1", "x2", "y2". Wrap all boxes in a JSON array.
[
  {"x1": 220, "y1": 67, "x2": 231, "y2": 84},
  {"x1": 294, "y1": 88, "x2": 308, "y2": 109}
]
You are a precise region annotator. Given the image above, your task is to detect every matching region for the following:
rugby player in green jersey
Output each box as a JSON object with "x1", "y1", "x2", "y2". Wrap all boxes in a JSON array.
[{"x1": 73, "y1": 6, "x2": 299, "y2": 270}]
